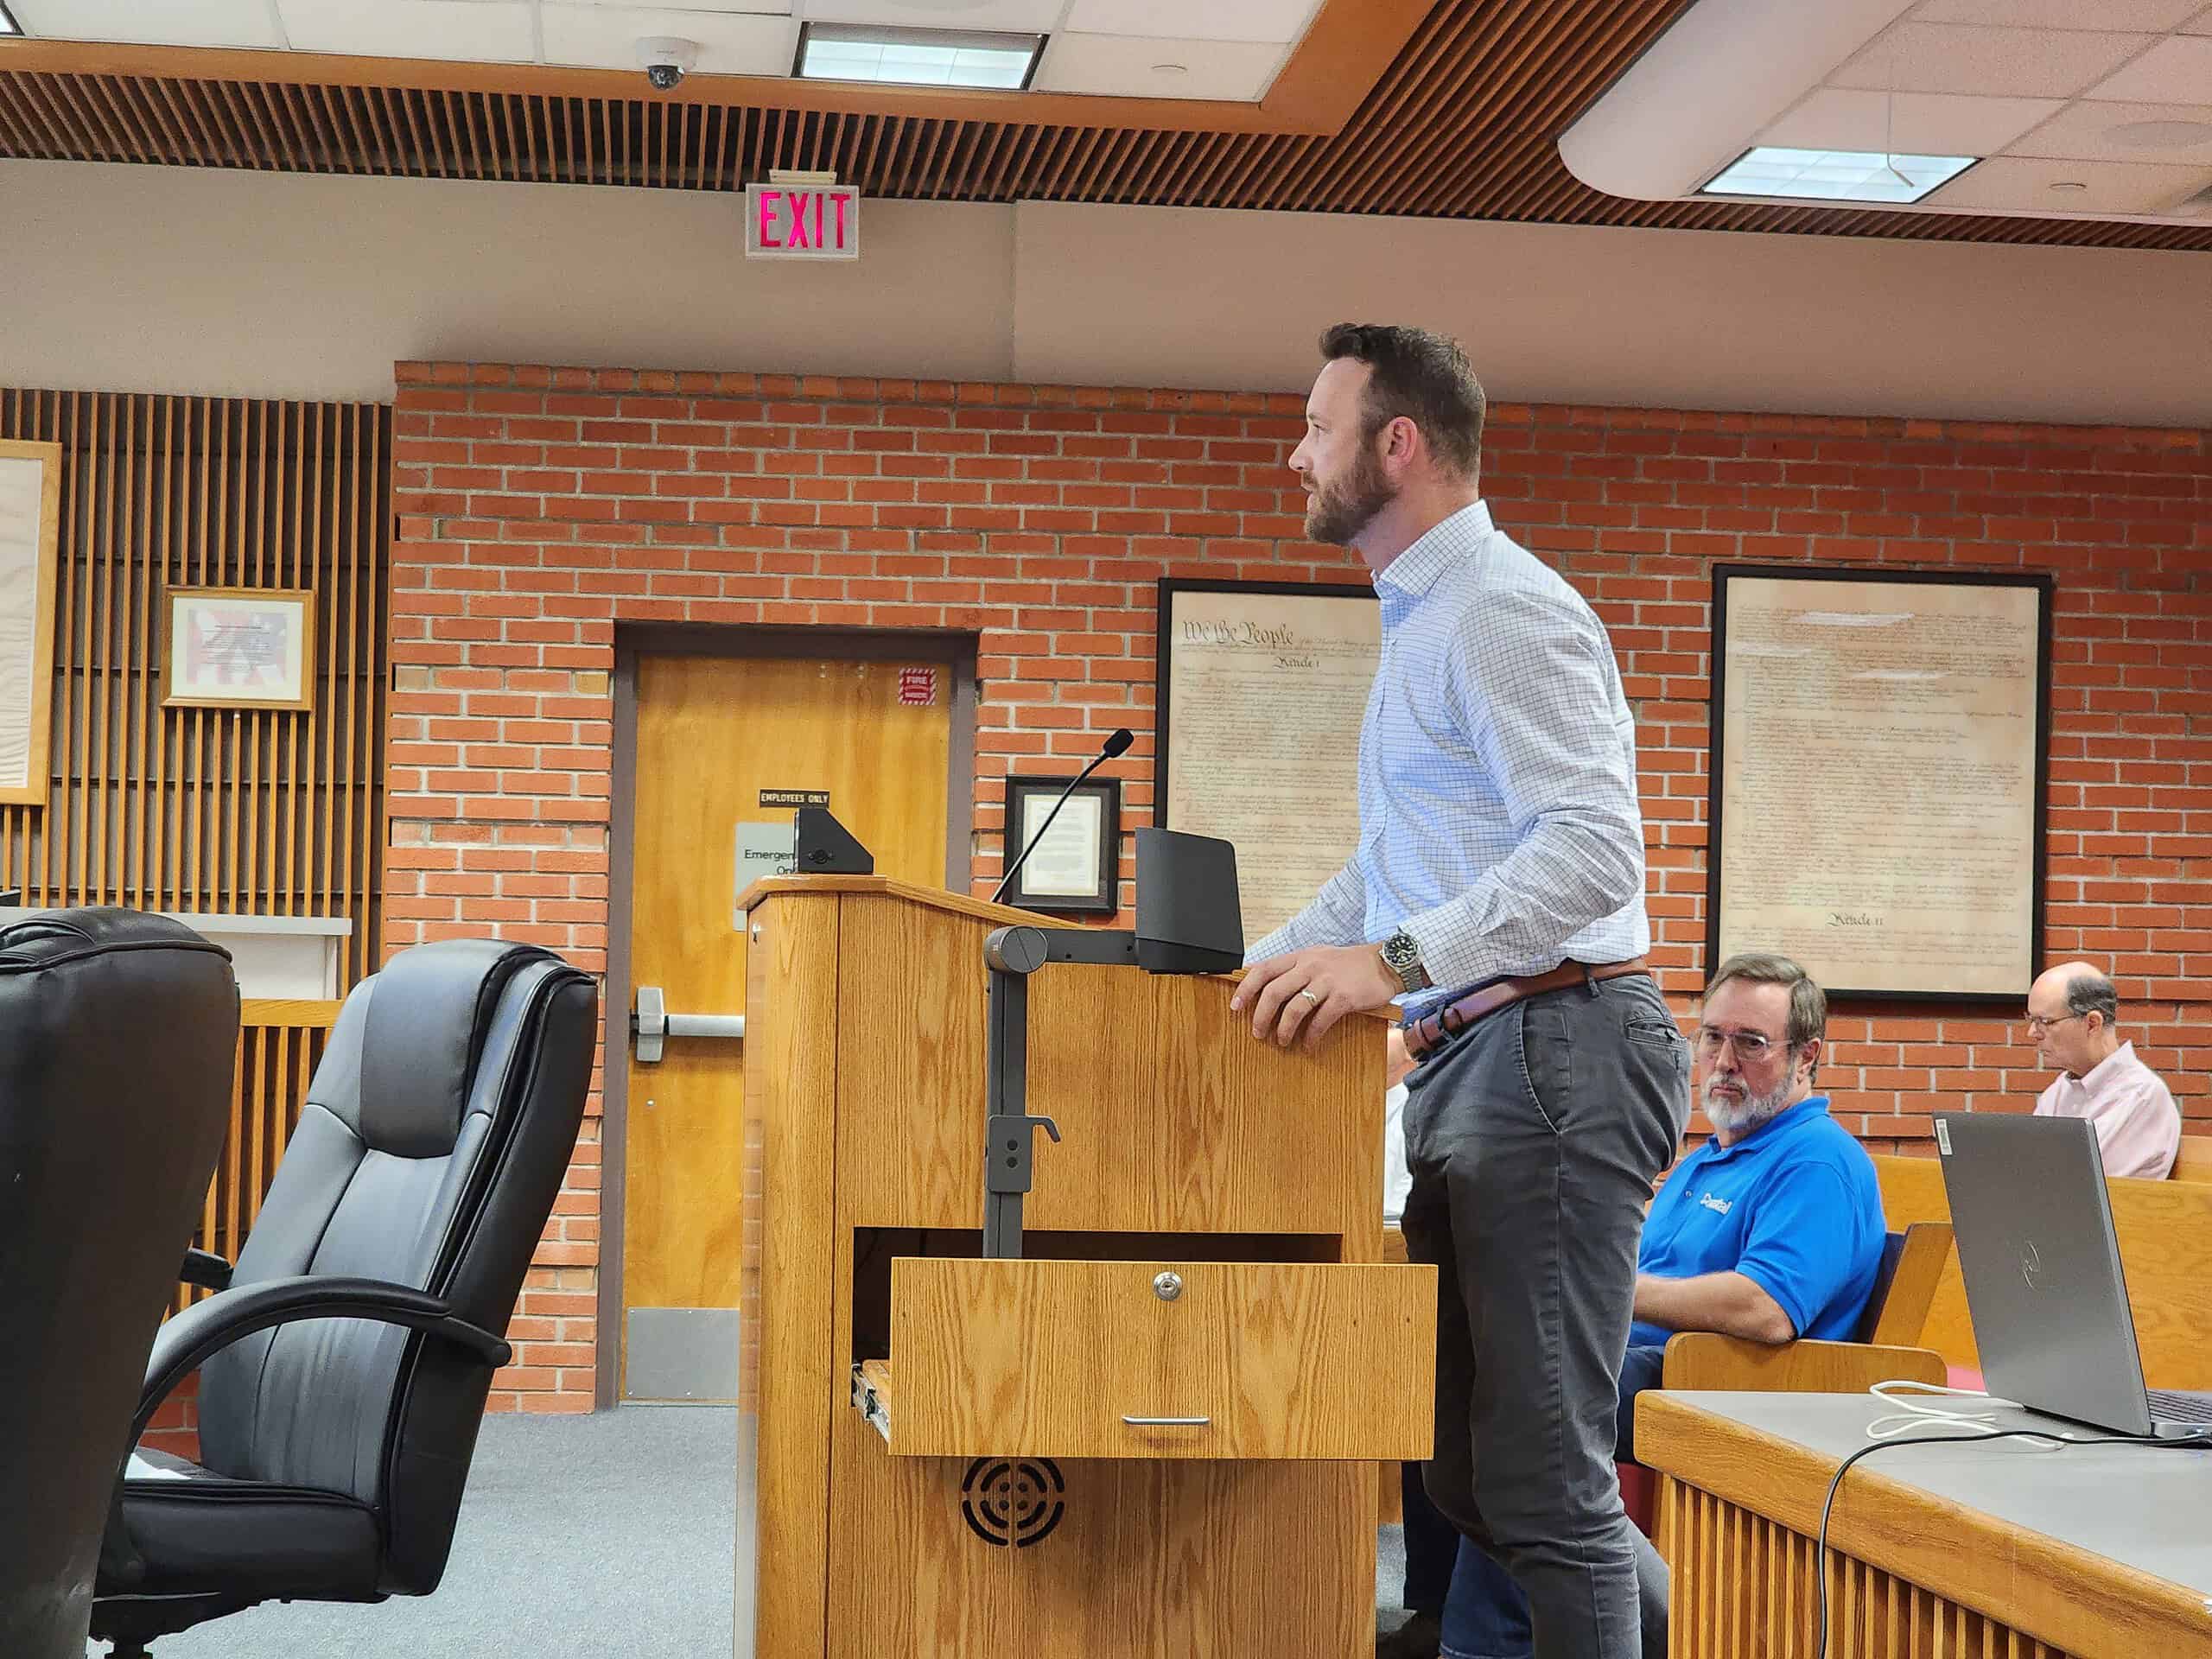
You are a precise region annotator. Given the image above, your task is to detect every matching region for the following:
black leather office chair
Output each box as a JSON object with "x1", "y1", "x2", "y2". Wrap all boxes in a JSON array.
[
  {"x1": 92, "y1": 938, "x2": 599, "y2": 1656},
  {"x1": 0, "y1": 910, "x2": 238, "y2": 1659}
]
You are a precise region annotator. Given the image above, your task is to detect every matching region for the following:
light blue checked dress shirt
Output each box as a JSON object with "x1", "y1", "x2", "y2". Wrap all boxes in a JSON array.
[{"x1": 1246, "y1": 500, "x2": 1650, "y2": 1016}]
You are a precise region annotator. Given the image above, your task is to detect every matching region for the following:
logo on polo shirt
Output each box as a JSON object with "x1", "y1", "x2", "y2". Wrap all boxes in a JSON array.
[{"x1": 1698, "y1": 1192, "x2": 1732, "y2": 1217}]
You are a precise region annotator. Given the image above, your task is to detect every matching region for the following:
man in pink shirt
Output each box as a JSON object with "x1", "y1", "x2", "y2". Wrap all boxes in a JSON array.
[{"x1": 2027, "y1": 961, "x2": 2181, "y2": 1179}]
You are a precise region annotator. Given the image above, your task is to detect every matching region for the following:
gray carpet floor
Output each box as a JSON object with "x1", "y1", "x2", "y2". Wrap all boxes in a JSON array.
[
  {"x1": 93, "y1": 1408, "x2": 737, "y2": 1659},
  {"x1": 92, "y1": 1406, "x2": 1414, "y2": 1656}
]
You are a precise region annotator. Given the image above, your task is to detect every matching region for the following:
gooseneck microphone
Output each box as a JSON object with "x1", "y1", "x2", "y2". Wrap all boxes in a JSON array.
[{"x1": 991, "y1": 727, "x2": 1134, "y2": 906}]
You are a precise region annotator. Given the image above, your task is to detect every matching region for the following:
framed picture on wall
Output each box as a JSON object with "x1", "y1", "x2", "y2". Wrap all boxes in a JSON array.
[
  {"x1": 1154, "y1": 579, "x2": 1380, "y2": 944},
  {"x1": 0, "y1": 438, "x2": 61, "y2": 807},
  {"x1": 162, "y1": 586, "x2": 318, "y2": 713},
  {"x1": 1707, "y1": 563, "x2": 2054, "y2": 1001},
  {"x1": 1000, "y1": 775, "x2": 1120, "y2": 915}
]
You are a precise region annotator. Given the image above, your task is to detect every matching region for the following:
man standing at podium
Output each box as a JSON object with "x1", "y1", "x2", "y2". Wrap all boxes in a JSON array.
[{"x1": 1232, "y1": 323, "x2": 1688, "y2": 1659}]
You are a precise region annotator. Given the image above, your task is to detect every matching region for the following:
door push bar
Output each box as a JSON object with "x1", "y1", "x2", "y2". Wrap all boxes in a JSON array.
[{"x1": 631, "y1": 984, "x2": 745, "y2": 1064}]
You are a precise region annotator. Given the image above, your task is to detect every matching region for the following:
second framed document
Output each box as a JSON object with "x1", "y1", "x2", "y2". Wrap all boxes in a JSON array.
[
  {"x1": 1707, "y1": 564, "x2": 2053, "y2": 1001},
  {"x1": 1154, "y1": 579, "x2": 1380, "y2": 944},
  {"x1": 1001, "y1": 775, "x2": 1120, "y2": 916}
]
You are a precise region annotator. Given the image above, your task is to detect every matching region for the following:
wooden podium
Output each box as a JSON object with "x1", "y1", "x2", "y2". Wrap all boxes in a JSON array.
[{"x1": 735, "y1": 876, "x2": 1437, "y2": 1657}]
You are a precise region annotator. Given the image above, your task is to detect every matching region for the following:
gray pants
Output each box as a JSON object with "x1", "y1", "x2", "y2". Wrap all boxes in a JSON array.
[{"x1": 1401, "y1": 973, "x2": 1689, "y2": 1659}]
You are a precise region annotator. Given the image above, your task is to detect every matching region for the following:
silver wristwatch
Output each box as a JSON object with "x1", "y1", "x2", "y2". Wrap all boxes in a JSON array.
[{"x1": 1379, "y1": 928, "x2": 1431, "y2": 996}]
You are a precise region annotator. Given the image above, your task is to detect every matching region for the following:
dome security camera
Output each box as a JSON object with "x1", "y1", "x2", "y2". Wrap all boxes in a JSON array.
[{"x1": 635, "y1": 36, "x2": 698, "y2": 92}]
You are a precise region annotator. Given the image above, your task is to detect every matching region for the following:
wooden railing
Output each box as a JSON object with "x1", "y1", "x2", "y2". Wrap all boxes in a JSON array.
[{"x1": 172, "y1": 998, "x2": 343, "y2": 1313}]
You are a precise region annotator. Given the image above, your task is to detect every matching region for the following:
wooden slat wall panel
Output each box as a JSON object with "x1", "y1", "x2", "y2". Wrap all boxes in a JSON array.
[
  {"x1": 172, "y1": 1014, "x2": 333, "y2": 1312},
  {"x1": 3, "y1": 2, "x2": 2209, "y2": 254},
  {"x1": 0, "y1": 389, "x2": 385, "y2": 1304},
  {"x1": 0, "y1": 391, "x2": 388, "y2": 985}
]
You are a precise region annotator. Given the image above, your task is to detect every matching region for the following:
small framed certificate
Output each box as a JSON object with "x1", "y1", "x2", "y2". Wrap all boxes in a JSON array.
[
  {"x1": 1001, "y1": 776, "x2": 1121, "y2": 916},
  {"x1": 163, "y1": 586, "x2": 317, "y2": 713}
]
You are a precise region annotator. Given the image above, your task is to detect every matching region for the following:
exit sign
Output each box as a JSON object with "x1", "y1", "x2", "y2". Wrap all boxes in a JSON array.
[{"x1": 746, "y1": 183, "x2": 860, "y2": 260}]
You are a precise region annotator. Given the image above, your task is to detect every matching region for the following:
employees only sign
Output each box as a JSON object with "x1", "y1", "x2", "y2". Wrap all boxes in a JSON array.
[{"x1": 745, "y1": 182, "x2": 860, "y2": 260}]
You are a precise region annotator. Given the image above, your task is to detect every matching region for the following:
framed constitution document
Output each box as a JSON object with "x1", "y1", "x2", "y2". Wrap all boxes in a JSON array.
[
  {"x1": 0, "y1": 438, "x2": 60, "y2": 807},
  {"x1": 1707, "y1": 564, "x2": 2053, "y2": 1001},
  {"x1": 1154, "y1": 579, "x2": 1379, "y2": 945}
]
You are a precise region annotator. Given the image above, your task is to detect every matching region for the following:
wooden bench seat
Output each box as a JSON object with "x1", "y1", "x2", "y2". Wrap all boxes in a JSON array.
[{"x1": 1873, "y1": 1152, "x2": 2212, "y2": 1387}]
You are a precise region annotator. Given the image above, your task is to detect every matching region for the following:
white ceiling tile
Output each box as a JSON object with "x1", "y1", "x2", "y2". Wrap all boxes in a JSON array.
[
  {"x1": 1913, "y1": 0, "x2": 2203, "y2": 30},
  {"x1": 568, "y1": 0, "x2": 789, "y2": 10},
  {"x1": 10, "y1": 0, "x2": 283, "y2": 49},
  {"x1": 1833, "y1": 23, "x2": 2156, "y2": 98},
  {"x1": 1926, "y1": 151, "x2": 2212, "y2": 208},
  {"x1": 2185, "y1": 3, "x2": 2212, "y2": 35},
  {"x1": 1759, "y1": 88, "x2": 2062, "y2": 154},
  {"x1": 1032, "y1": 32, "x2": 1284, "y2": 99},
  {"x1": 2084, "y1": 33, "x2": 2212, "y2": 99},
  {"x1": 277, "y1": 0, "x2": 534, "y2": 62},
  {"x1": 543, "y1": 5, "x2": 798, "y2": 73},
  {"x1": 802, "y1": 0, "x2": 1060, "y2": 29},
  {"x1": 1064, "y1": 0, "x2": 1320, "y2": 47},
  {"x1": 2008, "y1": 98, "x2": 2212, "y2": 161}
]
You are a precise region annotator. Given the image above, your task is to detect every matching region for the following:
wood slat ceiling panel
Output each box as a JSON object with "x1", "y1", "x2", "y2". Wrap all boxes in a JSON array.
[{"x1": 4, "y1": 0, "x2": 2209, "y2": 251}]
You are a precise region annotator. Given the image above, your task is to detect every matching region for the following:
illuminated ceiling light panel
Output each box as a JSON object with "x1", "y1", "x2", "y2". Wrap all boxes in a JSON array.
[
  {"x1": 796, "y1": 23, "x2": 1043, "y2": 91},
  {"x1": 1700, "y1": 145, "x2": 1977, "y2": 203}
]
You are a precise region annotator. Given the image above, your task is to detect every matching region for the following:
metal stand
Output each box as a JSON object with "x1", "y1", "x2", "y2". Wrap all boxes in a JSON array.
[{"x1": 981, "y1": 924, "x2": 1137, "y2": 1258}]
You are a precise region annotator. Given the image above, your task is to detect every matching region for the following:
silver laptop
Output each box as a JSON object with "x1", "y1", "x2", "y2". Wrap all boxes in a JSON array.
[{"x1": 1934, "y1": 1112, "x2": 2212, "y2": 1440}]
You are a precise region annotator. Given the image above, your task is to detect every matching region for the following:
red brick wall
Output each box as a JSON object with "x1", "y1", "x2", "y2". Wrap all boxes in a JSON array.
[{"x1": 388, "y1": 361, "x2": 2210, "y2": 1410}]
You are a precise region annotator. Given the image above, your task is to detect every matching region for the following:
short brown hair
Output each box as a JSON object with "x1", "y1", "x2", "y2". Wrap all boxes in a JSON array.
[
  {"x1": 1318, "y1": 322, "x2": 1486, "y2": 480},
  {"x1": 1705, "y1": 951, "x2": 1827, "y2": 1077}
]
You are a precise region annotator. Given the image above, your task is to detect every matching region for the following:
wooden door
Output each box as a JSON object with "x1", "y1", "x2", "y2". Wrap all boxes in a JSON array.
[{"x1": 622, "y1": 652, "x2": 953, "y2": 1401}]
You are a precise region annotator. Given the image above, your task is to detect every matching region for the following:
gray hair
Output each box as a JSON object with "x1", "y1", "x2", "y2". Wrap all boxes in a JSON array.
[
  {"x1": 1705, "y1": 950, "x2": 1827, "y2": 1084},
  {"x1": 2064, "y1": 969, "x2": 2120, "y2": 1030}
]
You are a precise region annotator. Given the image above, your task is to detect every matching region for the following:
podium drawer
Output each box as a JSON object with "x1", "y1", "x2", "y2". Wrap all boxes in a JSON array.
[{"x1": 882, "y1": 1257, "x2": 1434, "y2": 1460}]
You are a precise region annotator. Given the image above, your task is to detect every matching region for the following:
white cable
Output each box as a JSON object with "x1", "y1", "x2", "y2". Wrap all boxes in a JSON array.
[{"x1": 1862, "y1": 1376, "x2": 2076, "y2": 1446}]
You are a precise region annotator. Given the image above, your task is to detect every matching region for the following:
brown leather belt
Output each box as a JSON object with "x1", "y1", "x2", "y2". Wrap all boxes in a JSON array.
[{"x1": 1403, "y1": 957, "x2": 1651, "y2": 1062}]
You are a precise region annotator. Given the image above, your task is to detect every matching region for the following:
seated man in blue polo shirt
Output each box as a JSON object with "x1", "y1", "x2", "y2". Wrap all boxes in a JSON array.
[{"x1": 1414, "y1": 950, "x2": 1885, "y2": 1659}]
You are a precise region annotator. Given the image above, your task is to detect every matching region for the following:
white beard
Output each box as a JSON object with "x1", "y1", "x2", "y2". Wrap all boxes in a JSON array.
[{"x1": 1703, "y1": 1073, "x2": 1799, "y2": 1139}]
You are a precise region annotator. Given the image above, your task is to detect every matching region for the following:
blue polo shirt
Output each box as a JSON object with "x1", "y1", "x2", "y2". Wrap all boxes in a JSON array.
[{"x1": 1631, "y1": 1096, "x2": 1885, "y2": 1348}]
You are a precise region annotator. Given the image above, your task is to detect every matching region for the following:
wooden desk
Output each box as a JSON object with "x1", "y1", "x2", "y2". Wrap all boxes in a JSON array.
[{"x1": 1641, "y1": 1391, "x2": 2212, "y2": 1658}]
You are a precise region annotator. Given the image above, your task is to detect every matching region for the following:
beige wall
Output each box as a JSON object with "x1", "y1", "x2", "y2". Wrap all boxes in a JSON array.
[
  {"x1": 1012, "y1": 203, "x2": 2212, "y2": 428},
  {"x1": 5, "y1": 158, "x2": 2209, "y2": 424},
  {"x1": 2, "y1": 161, "x2": 1017, "y2": 401}
]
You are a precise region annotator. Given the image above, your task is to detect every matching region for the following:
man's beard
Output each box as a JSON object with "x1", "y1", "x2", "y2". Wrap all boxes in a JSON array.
[
  {"x1": 1703, "y1": 1072, "x2": 1797, "y2": 1138},
  {"x1": 1305, "y1": 439, "x2": 1395, "y2": 545}
]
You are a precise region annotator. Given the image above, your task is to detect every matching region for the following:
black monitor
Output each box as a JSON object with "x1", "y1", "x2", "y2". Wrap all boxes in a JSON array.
[{"x1": 1133, "y1": 827, "x2": 1243, "y2": 975}]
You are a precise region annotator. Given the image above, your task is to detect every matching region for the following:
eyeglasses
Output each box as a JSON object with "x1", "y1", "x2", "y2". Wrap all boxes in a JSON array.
[
  {"x1": 2023, "y1": 1012, "x2": 2082, "y2": 1034},
  {"x1": 1694, "y1": 1027, "x2": 1783, "y2": 1063}
]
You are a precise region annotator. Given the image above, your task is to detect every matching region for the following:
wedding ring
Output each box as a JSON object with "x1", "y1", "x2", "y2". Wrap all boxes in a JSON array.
[{"x1": 1296, "y1": 988, "x2": 1322, "y2": 1007}]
